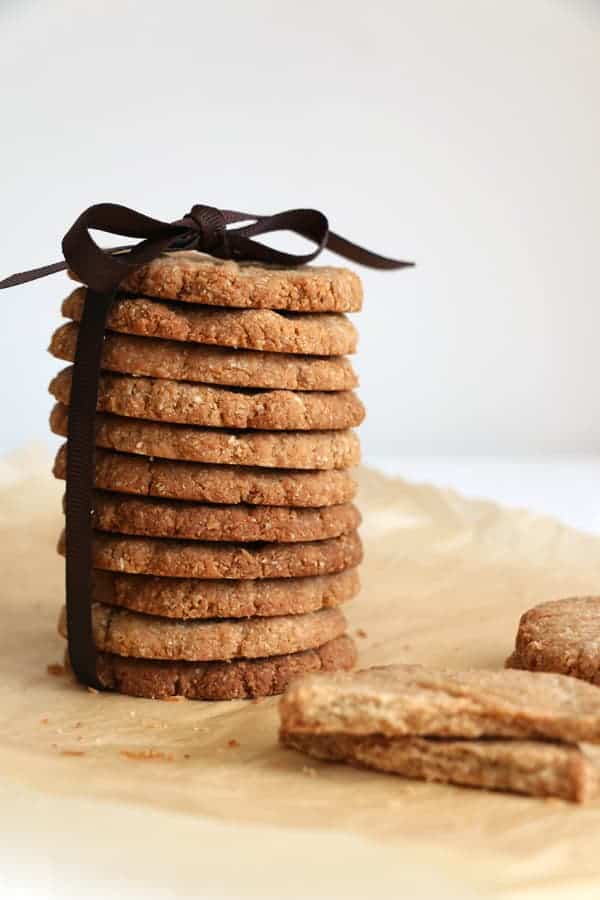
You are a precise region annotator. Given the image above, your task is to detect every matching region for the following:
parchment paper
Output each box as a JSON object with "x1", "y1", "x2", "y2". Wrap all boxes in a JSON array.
[{"x1": 2, "y1": 446, "x2": 600, "y2": 899}]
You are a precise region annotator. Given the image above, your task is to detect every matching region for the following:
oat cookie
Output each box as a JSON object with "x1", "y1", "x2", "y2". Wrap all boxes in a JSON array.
[
  {"x1": 280, "y1": 732, "x2": 596, "y2": 803},
  {"x1": 72, "y1": 252, "x2": 362, "y2": 312},
  {"x1": 507, "y1": 597, "x2": 600, "y2": 685},
  {"x1": 90, "y1": 568, "x2": 360, "y2": 619},
  {"x1": 57, "y1": 530, "x2": 363, "y2": 580},
  {"x1": 53, "y1": 445, "x2": 357, "y2": 507},
  {"x1": 58, "y1": 603, "x2": 347, "y2": 661},
  {"x1": 50, "y1": 405, "x2": 360, "y2": 470},
  {"x1": 62, "y1": 288, "x2": 358, "y2": 356},
  {"x1": 50, "y1": 368, "x2": 365, "y2": 431},
  {"x1": 87, "y1": 492, "x2": 361, "y2": 543},
  {"x1": 83, "y1": 634, "x2": 357, "y2": 699},
  {"x1": 50, "y1": 322, "x2": 358, "y2": 391},
  {"x1": 279, "y1": 663, "x2": 600, "y2": 742}
]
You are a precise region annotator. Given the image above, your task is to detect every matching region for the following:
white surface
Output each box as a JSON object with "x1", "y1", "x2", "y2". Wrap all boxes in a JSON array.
[
  {"x1": 1, "y1": 0, "x2": 600, "y2": 457},
  {"x1": 367, "y1": 456, "x2": 600, "y2": 535}
]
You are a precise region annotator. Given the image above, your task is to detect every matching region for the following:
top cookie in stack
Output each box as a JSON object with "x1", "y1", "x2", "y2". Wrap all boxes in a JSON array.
[{"x1": 48, "y1": 252, "x2": 365, "y2": 700}]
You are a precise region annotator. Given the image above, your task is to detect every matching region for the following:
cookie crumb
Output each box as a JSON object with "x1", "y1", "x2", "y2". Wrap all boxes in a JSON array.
[
  {"x1": 163, "y1": 695, "x2": 186, "y2": 702},
  {"x1": 183, "y1": 753, "x2": 191, "y2": 759},
  {"x1": 302, "y1": 765, "x2": 318, "y2": 777},
  {"x1": 47, "y1": 663, "x2": 65, "y2": 676},
  {"x1": 227, "y1": 739, "x2": 240, "y2": 749},
  {"x1": 61, "y1": 750, "x2": 85, "y2": 757},
  {"x1": 86, "y1": 686, "x2": 99, "y2": 694},
  {"x1": 355, "y1": 628, "x2": 367, "y2": 638},
  {"x1": 40, "y1": 717, "x2": 49, "y2": 725},
  {"x1": 120, "y1": 749, "x2": 175, "y2": 761}
]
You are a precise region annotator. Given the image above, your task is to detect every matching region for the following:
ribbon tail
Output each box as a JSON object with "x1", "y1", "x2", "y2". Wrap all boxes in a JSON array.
[
  {"x1": 0, "y1": 260, "x2": 69, "y2": 289},
  {"x1": 326, "y1": 231, "x2": 414, "y2": 270}
]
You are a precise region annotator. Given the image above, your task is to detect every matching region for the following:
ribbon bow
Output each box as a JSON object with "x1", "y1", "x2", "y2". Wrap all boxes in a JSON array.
[{"x1": 0, "y1": 202, "x2": 413, "y2": 691}]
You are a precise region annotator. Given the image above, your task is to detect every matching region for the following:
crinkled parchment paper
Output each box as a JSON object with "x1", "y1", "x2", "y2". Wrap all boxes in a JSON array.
[{"x1": 2, "y1": 447, "x2": 600, "y2": 899}]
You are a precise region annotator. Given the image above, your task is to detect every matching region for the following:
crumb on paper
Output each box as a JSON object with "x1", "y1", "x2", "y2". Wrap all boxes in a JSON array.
[
  {"x1": 251, "y1": 697, "x2": 265, "y2": 704},
  {"x1": 74, "y1": 721, "x2": 82, "y2": 728},
  {"x1": 40, "y1": 717, "x2": 49, "y2": 725},
  {"x1": 183, "y1": 753, "x2": 191, "y2": 759},
  {"x1": 47, "y1": 663, "x2": 65, "y2": 676},
  {"x1": 227, "y1": 739, "x2": 240, "y2": 749},
  {"x1": 87, "y1": 686, "x2": 99, "y2": 695},
  {"x1": 163, "y1": 695, "x2": 186, "y2": 702},
  {"x1": 60, "y1": 750, "x2": 85, "y2": 757},
  {"x1": 302, "y1": 765, "x2": 318, "y2": 777},
  {"x1": 120, "y1": 749, "x2": 175, "y2": 762},
  {"x1": 356, "y1": 628, "x2": 368, "y2": 638}
]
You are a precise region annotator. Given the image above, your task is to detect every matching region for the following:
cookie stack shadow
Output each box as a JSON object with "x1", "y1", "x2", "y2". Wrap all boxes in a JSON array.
[{"x1": 48, "y1": 252, "x2": 365, "y2": 699}]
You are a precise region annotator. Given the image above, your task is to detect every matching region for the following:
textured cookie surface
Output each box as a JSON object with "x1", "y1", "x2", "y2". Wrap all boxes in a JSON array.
[
  {"x1": 88, "y1": 492, "x2": 361, "y2": 543},
  {"x1": 50, "y1": 367, "x2": 365, "y2": 431},
  {"x1": 90, "y1": 568, "x2": 360, "y2": 619},
  {"x1": 87, "y1": 634, "x2": 357, "y2": 699},
  {"x1": 58, "y1": 603, "x2": 347, "y2": 661},
  {"x1": 75, "y1": 252, "x2": 363, "y2": 312},
  {"x1": 50, "y1": 405, "x2": 361, "y2": 470},
  {"x1": 62, "y1": 288, "x2": 359, "y2": 356},
  {"x1": 507, "y1": 597, "x2": 600, "y2": 685},
  {"x1": 50, "y1": 322, "x2": 358, "y2": 391},
  {"x1": 280, "y1": 732, "x2": 596, "y2": 803},
  {"x1": 279, "y1": 663, "x2": 600, "y2": 742},
  {"x1": 54, "y1": 445, "x2": 357, "y2": 507},
  {"x1": 58, "y1": 530, "x2": 363, "y2": 579}
]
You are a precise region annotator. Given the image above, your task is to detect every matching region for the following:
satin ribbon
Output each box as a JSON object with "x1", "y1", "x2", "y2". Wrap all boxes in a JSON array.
[{"x1": 0, "y1": 202, "x2": 413, "y2": 689}]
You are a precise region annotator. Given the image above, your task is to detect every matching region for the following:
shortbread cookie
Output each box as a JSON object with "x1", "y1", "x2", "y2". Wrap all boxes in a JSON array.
[
  {"x1": 87, "y1": 492, "x2": 361, "y2": 543},
  {"x1": 507, "y1": 597, "x2": 600, "y2": 685},
  {"x1": 280, "y1": 732, "x2": 596, "y2": 803},
  {"x1": 73, "y1": 252, "x2": 363, "y2": 312},
  {"x1": 50, "y1": 405, "x2": 360, "y2": 470},
  {"x1": 58, "y1": 603, "x2": 347, "y2": 661},
  {"x1": 80, "y1": 635, "x2": 358, "y2": 699},
  {"x1": 50, "y1": 322, "x2": 358, "y2": 391},
  {"x1": 53, "y1": 445, "x2": 357, "y2": 507},
  {"x1": 90, "y1": 568, "x2": 360, "y2": 619},
  {"x1": 50, "y1": 368, "x2": 365, "y2": 431},
  {"x1": 279, "y1": 663, "x2": 600, "y2": 742},
  {"x1": 62, "y1": 288, "x2": 359, "y2": 356},
  {"x1": 57, "y1": 530, "x2": 363, "y2": 579}
]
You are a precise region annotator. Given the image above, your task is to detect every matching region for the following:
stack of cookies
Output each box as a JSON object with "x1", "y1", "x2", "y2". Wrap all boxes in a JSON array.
[{"x1": 48, "y1": 252, "x2": 365, "y2": 699}]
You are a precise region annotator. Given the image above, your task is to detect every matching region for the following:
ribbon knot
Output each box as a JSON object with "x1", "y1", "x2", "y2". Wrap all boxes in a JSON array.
[{"x1": 175, "y1": 204, "x2": 229, "y2": 257}]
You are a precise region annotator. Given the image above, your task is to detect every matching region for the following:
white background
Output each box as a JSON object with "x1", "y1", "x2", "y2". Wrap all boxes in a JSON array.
[{"x1": 1, "y1": 0, "x2": 599, "y2": 459}]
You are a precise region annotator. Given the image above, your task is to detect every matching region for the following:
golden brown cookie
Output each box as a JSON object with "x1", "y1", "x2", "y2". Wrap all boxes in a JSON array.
[
  {"x1": 280, "y1": 732, "x2": 596, "y2": 803},
  {"x1": 57, "y1": 530, "x2": 363, "y2": 579},
  {"x1": 76, "y1": 634, "x2": 358, "y2": 699},
  {"x1": 90, "y1": 568, "x2": 360, "y2": 619},
  {"x1": 87, "y1": 492, "x2": 361, "y2": 543},
  {"x1": 50, "y1": 322, "x2": 358, "y2": 391},
  {"x1": 279, "y1": 663, "x2": 600, "y2": 742},
  {"x1": 50, "y1": 368, "x2": 365, "y2": 431},
  {"x1": 50, "y1": 405, "x2": 361, "y2": 470},
  {"x1": 506, "y1": 597, "x2": 600, "y2": 685},
  {"x1": 58, "y1": 603, "x2": 347, "y2": 661},
  {"x1": 72, "y1": 252, "x2": 363, "y2": 312},
  {"x1": 62, "y1": 288, "x2": 359, "y2": 356},
  {"x1": 53, "y1": 445, "x2": 357, "y2": 507}
]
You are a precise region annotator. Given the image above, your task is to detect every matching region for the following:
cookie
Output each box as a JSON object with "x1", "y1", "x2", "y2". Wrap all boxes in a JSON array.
[
  {"x1": 62, "y1": 288, "x2": 359, "y2": 356},
  {"x1": 77, "y1": 634, "x2": 357, "y2": 699},
  {"x1": 50, "y1": 322, "x2": 358, "y2": 391},
  {"x1": 72, "y1": 252, "x2": 363, "y2": 312},
  {"x1": 90, "y1": 568, "x2": 360, "y2": 619},
  {"x1": 57, "y1": 530, "x2": 363, "y2": 579},
  {"x1": 50, "y1": 368, "x2": 365, "y2": 431},
  {"x1": 50, "y1": 405, "x2": 360, "y2": 470},
  {"x1": 280, "y1": 732, "x2": 596, "y2": 803},
  {"x1": 53, "y1": 445, "x2": 357, "y2": 507},
  {"x1": 507, "y1": 597, "x2": 600, "y2": 685},
  {"x1": 87, "y1": 492, "x2": 361, "y2": 543},
  {"x1": 279, "y1": 663, "x2": 600, "y2": 742},
  {"x1": 58, "y1": 603, "x2": 347, "y2": 661}
]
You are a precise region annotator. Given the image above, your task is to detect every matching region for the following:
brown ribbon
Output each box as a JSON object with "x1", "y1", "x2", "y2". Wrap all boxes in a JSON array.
[{"x1": 0, "y1": 202, "x2": 413, "y2": 689}]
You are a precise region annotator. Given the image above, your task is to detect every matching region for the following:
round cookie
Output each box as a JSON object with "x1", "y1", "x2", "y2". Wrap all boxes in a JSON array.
[
  {"x1": 90, "y1": 568, "x2": 360, "y2": 619},
  {"x1": 87, "y1": 492, "x2": 361, "y2": 543},
  {"x1": 62, "y1": 288, "x2": 359, "y2": 356},
  {"x1": 58, "y1": 603, "x2": 347, "y2": 661},
  {"x1": 50, "y1": 322, "x2": 358, "y2": 391},
  {"x1": 50, "y1": 368, "x2": 365, "y2": 431},
  {"x1": 72, "y1": 252, "x2": 363, "y2": 313},
  {"x1": 72, "y1": 635, "x2": 358, "y2": 700},
  {"x1": 507, "y1": 597, "x2": 600, "y2": 685},
  {"x1": 57, "y1": 530, "x2": 363, "y2": 579},
  {"x1": 50, "y1": 405, "x2": 361, "y2": 470},
  {"x1": 53, "y1": 445, "x2": 357, "y2": 507}
]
